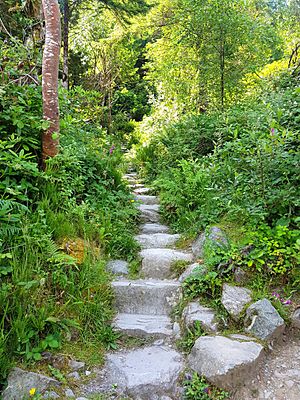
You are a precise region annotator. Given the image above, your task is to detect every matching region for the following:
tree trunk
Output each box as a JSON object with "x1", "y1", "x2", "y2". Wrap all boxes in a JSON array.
[
  {"x1": 41, "y1": 0, "x2": 61, "y2": 166},
  {"x1": 62, "y1": 0, "x2": 69, "y2": 89}
]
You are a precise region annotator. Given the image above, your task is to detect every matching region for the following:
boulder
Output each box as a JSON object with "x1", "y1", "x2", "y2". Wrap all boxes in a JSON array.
[
  {"x1": 138, "y1": 204, "x2": 160, "y2": 223},
  {"x1": 68, "y1": 360, "x2": 85, "y2": 372},
  {"x1": 178, "y1": 263, "x2": 207, "y2": 283},
  {"x1": 106, "y1": 260, "x2": 129, "y2": 275},
  {"x1": 245, "y1": 298, "x2": 285, "y2": 341},
  {"x1": 192, "y1": 226, "x2": 228, "y2": 258},
  {"x1": 135, "y1": 195, "x2": 159, "y2": 205},
  {"x1": 188, "y1": 336, "x2": 264, "y2": 390},
  {"x1": 291, "y1": 308, "x2": 300, "y2": 329},
  {"x1": 221, "y1": 284, "x2": 252, "y2": 320},
  {"x1": 182, "y1": 302, "x2": 218, "y2": 333},
  {"x1": 2, "y1": 368, "x2": 61, "y2": 400}
]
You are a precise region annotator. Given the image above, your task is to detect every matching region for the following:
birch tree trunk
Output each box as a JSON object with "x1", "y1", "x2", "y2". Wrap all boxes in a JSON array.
[{"x1": 41, "y1": 0, "x2": 61, "y2": 166}]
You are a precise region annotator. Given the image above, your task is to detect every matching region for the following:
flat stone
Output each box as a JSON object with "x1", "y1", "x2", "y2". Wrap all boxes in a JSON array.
[
  {"x1": 188, "y1": 336, "x2": 264, "y2": 390},
  {"x1": 76, "y1": 398, "x2": 88, "y2": 400},
  {"x1": 67, "y1": 371, "x2": 80, "y2": 381},
  {"x1": 178, "y1": 263, "x2": 207, "y2": 282},
  {"x1": 245, "y1": 299, "x2": 285, "y2": 341},
  {"x1": 192, "y1": 226, "x2": 228, "y2": 258},
  {"x1": 113, "y1": 313, "x2": 173, "y2": 337},
  {"x1": 140, "y1": 248, "x2": 193, "y2": 279},
  {"x1": 182, "y1": 302, "x2": 218, "y2": 333},
  {"x1": 112, "y1": 279, "x2": 181, "y2": 315},
  {"x1": 68, "y1": 360, "x2": 86, "y2": 372},
  {"x1": 2, "y1": 368, "x2": 61, "y2": 400},
  {"x1": 83, "y1": 346, "x2": 184, "y2": 398},
  {"x1": 140, "y1": 223, "x2": 169, "y2": 234},
  {"x1": 221, "y1": 284, "x2": 252, "y2": 320},
  {"x1": 65, "y1": 388, "x2": 75, "y2": 397},
  {"x1": 291, "y1": 308, "x2": 300, "y2": 329},
  {"x1": 106, "y1": 260, "x2": 129, "y2": 275},
  {"x1": 134, "y1": 187, "x2": 151, "y2": 195},
  {"x1": 138, "y1": 204, "x2": 160, "y2": 223},
  {"x1": 229, "y1": 334, "x2": 257, "y2": 341},
  {"x1": 135, "y1": 195, "x2": 159, "y2": 205},
  {"x1": 135, "y1": 233, "x2": 180, "y2": 249}
]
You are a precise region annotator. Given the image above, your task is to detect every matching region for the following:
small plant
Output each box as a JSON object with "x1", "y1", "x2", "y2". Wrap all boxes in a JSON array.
[
  {"x1": 184, "y1": 372, "x2": 229, "y2": 400},
  {"x1": 178, "y1": 321, "x2": 206, "y2": 353}
]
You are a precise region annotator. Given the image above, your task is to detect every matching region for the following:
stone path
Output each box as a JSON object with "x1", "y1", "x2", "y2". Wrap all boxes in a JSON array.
[
  {"x1": 2, "y1": 172, "x2": 299, "y2": 400},
  {"x1": 82, "y1": 172, "x2": 190, "y2": 399}
]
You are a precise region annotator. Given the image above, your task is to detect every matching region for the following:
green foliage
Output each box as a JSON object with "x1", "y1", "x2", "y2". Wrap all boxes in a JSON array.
[
  {"x1": 0, "y1": 81, "x2": 139, "y2": 384},
  {"x1": 184, "y1": 373, "x2": 229, "y2": 400},
  {"x1": 178, "y1": 321, "x2": 206, "y2": 353}
]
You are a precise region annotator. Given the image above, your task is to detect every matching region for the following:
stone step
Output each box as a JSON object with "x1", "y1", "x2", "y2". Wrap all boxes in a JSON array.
[
  {"x1": 113, "y1": 313, "x2": 174, "y2": 338},
  {"x1": 140, "y1": 248, "x2": 194, "y2": 279},
  {"x1": 112, "y1": 279, "x2": 181, "y2": 315},
  {"x1": 134, "y1": 187, "x2": 151, "y2": 195},
  {"x1": 141, "y1": 223, "x2": 170, "y2": 234},
  {"x1": 135, "y1": 233, "x2": 180, "y2": 249},
  {"x1": 83, "y1": 346, "x2": 184, "y2": 399},
  {"x1": 138, "y1": 204, "x2": 160, "y2": 223},
  {"x1": 135, "y1": 195, "x2": 159, "y2": 205}
]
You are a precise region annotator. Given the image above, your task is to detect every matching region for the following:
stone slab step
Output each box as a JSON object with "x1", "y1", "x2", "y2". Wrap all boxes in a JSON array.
[
  {"x1": 135, "y1": 195, "x2": 159, "y2": 205},
  {"x1": 82, "y1": 346, "x2": 184, "y2": 399},
  {"x1": 141, "y1": 223, "x2": 170, "y2": 234},
  {"x1": 140, "y1": 248, "x2": 194, "y2": 279},
  {"x1": 135, "y1": 233, "x2": 180, "y2": 249},
  {"x1": 113, "y1": 313, "x2": 174, "y2": 337},
  {"x1": 112, "y1": 279, "x2": 181, "y2": 315},
  {"x1": 134, "y1": 187, "x2": 151, "y2": 195},
  {"x1": 138, "y1": 204, "x2": 160, "y2": 223}
]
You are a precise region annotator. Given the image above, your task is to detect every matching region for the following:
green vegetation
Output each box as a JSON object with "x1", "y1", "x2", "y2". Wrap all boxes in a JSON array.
[{"x1": 184, "y1": 373, "x2": 229, "y2": 400}]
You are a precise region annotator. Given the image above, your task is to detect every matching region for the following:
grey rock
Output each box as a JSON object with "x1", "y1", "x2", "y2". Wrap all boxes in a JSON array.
[
  {"x1": 42, "y1": 392, "x2": 60, "y2": 399},
  {"x1": 140, "y1": 223, "x2": 170, "y2": 234},
  {"x1": 112, "y1": 279, "x2": 181, "y2": 315},
  {"x1": 68, "y1": 360, "x2": 86, "y2": 372},
  {"x1": 291, "y1": 308, "x2": 300, "y2": 329},
  {"x1": 188, "y1": 336, "x2": 264, "y2": 390},
  {"x1": 138, "y1": 204, "x2": 160, "y2": 223},
  {"x1": 192, "y1": 226, "x2": 228, "y2": 258},
  {"x1": 182, "y1": 302, "x2": 218, "y2": 333},
  {"x1": 135, "y1": 233, "x2": 180, "y2": 249},
  {"x1": 106, "y1": 260, "x2": 129, "y2": 275},
  {"x1": 173, "y1": 322, "x2": 181, "y2": 339},
  {"x1": 67, "y1": 371, "x2": 80, "y2": 381},
  {"x1": 245, "y1": 299, "x2": 285, "y2": 341},
  {"x1": 178, "y1": 263, "x2": 207, "y2": 283},
  {"x1": 113, "y1": 313, "x2": 173, "y2": 337},
  {"x1": 85, "y1": 371, "x2": 91, "y2": 376},
  {"x1": 140, "y1": 248, "x2": 193, "y2": 279},
  {"x1": 221, "y1": 284, "x2": 252, "y2": 320},
  {"x1": 84, "y1": 346, "x2": 184, "y2": 398},
  {"x1": 135, "y1": 195, "x2": 159, "y2": 205},
  {"x1": 2, "y1": 368, "x2": 61, "y2": 400},
  {"x1": 76, "y1": 398, "x2": 89, "y2": 400},
  {"x1": 65, "y1": 388, "x2": 75, "y2": 397}
]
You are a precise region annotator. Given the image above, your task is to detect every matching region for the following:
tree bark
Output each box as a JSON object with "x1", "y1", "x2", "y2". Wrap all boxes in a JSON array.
[
  {"x1": 62, "y1": 0, "x2": 69, "y2": 89},
  {"x1": 41, "y1": 0, "x2": 61, "y2": 166}
]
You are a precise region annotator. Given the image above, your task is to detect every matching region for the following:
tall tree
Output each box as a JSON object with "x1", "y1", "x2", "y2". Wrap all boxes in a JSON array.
[{"x1": 41, "y1": 0, "x2": 61, "y2": 165}]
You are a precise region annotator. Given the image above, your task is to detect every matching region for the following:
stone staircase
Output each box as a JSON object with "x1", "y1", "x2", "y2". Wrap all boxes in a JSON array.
[{"x1": 82, "y1": 172, "x2": 189, "y2": 399}]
